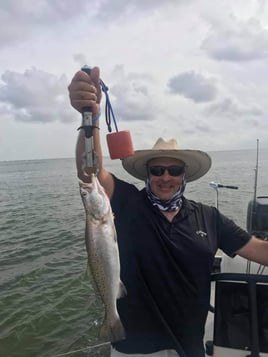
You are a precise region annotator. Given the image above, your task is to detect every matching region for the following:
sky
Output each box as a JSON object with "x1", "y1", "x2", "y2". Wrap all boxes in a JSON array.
[{"x1": 0, "y1": 0, "x2": 268, "y2": 161}]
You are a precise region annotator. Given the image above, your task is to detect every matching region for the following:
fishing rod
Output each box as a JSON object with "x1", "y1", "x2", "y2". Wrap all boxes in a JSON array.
[
  {"x1": 248, "y1": 139, "x2": 259, "y2": 233},
  {"x1": 247, "y1": 139, "x2": 259, "y2": 274}
]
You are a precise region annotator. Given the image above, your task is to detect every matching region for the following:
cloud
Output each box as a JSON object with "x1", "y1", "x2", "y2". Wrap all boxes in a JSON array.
[
  {"x1": 0, "y1": 68, "x2": 73, "y2": 123},
  {"x1": 0, "y1": 0, "x2": 191, "y2": 48},
  {"x1": 95, "y1": 0, "x2": 189, "y2": 22},
  {"x1": 202, "y1": 18, "x2": 268, "y2": 62},
  {"x1": 0, "y1": 65, "x2": 161, "y2": 126},
  {"x1": 204, "y1": 98, "x2": 263, "y2": 119},
  {"x1": 167, "y1": 71, "x2": 217, "y2": 103},
  {"x1": 73, "y1": 54, "x2": 89, "y2": 68},
  {"x1": 0, "y1": 0, "x2": 91, "y2": 47},
  {"x1": 106, "y1": 65, "x2": 158, "y2": 121}
]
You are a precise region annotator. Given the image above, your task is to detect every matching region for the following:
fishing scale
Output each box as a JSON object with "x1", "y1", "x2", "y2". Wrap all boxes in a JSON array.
[{"x1": 80, "y1": 66, "x2": 134, "y2": 164}]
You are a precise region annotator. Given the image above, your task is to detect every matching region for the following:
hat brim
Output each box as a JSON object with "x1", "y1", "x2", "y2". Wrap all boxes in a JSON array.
[{"x1": 122, "y1": 149, "x2": 211, "y2": 182}]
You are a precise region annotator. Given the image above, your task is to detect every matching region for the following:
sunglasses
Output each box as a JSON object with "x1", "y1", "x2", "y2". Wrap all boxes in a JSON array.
[{"x1": 148, "y1": 165, "x2": 185, "y2": 177}]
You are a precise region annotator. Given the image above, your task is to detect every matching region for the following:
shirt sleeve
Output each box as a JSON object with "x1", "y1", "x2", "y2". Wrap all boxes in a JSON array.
[
  {"x1": 110, "y1": 174, "x2": 139, "y2": 216},
  {"x1": 217, "y1": 210, "x2": 252, "y2": 257}
]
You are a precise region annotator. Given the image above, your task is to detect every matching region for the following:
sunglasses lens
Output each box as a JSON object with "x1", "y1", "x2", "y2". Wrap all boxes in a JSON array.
[
  {"x1": 168, "y1": 166, "x2": 185, "y2": 176},
  {"x1": 149, "y1": 166, "x2": 165, "y2": 176},
  {"x1": 149, "y1": 166, "x2": 185, "y2": 177}
]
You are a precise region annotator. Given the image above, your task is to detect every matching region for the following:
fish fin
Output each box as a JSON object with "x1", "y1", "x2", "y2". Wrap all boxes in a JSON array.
[
  {"x1": 117, "y1": 280, "x2": 127, "y2": 299},
  {"x1": 113, "y1": 226, "x2": 118, "y2": 242},
  {"x1": 100, "y1": 316, "x2": 126, "y2": 342}
]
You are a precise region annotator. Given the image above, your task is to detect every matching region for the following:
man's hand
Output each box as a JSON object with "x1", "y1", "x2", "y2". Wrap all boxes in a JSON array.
[{"x1": 68, "y1": 66, "x2": 102, "y2": 117}]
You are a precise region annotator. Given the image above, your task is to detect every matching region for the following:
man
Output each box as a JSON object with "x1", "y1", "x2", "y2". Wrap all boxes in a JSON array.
[{"x1": 68, "y1": 67, "x2": 268, "y2": 357}]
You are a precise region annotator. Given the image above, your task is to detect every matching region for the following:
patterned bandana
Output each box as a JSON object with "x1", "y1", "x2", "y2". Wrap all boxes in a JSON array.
[{"x1": 145, "y1": 175, "x2": 186, "y2": 212}]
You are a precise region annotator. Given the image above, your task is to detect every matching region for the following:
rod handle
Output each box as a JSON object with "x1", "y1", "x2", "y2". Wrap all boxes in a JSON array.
[{"x1": 81, "y1": 65, "x2": 92, "y2": 113}]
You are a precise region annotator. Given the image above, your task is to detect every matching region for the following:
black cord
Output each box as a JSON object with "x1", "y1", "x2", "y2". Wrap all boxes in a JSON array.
[{"x1": 77, "y1": 125, "x2": 99, "y2": 138}]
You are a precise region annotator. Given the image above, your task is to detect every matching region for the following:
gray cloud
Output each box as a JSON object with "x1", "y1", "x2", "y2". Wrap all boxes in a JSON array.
[
  {"x1": 167, "y1": 71, "x2": 217, "y2": 103},
  {"x1": 179, "y1": 119, "x2": 213, "y2": 139},
  {"x1": 106, "y1": 65, "x2": 157, "y2": 122},
  {"x1": 202, "y1": 19, "x2": 268, "y2": 62},
  {"x1": 204, "y1": 98, "x2": 263, "y2": 119},
  {"x1": 96, "y1": 0, "x2": 185, "y2": 21},
  {"x1": 0, "y1": 68, "x2": 73, "y2": 123},
  {"x1": 0, "y1": 0, "x2": 190, "y2": 48},
  {"x1": 0, "y1": 65, "x2": 159, "y2": 125},
  {"x1": 73, "y1": 54, "x2": 89, "y2": 68},
  {"x1": 0, "y1": 0, "x2": 90, "y2": 47}
]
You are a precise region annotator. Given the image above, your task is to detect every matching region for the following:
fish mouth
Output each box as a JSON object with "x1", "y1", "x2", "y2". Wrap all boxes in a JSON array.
[
  {"x1": 79, "y1": 180, "x2": 94, "y2": 192},
  {"x1": 79, "y1": 173, "x2": 99, "y2": 190},
  {"x1": 78, "y1": 176, "x2": 106, "y2": 202},
  {"x1": 90, "y1": 174, "x2": 99, "y2": 189}
]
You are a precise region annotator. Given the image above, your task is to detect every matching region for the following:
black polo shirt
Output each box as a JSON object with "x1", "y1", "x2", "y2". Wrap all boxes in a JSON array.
[{"x1": 111, "y1": 176, "x2": 251, "y2": 357}]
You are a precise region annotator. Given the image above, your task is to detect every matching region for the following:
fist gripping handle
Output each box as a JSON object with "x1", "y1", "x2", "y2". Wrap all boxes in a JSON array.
[{"x1": 81, "y1": 65, "x2": 134, "y2": 160}]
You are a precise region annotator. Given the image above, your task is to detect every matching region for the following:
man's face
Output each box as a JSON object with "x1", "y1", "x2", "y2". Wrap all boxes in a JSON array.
[{"x1": 147, "y1": 157, "x2": 185, "y2": 201}]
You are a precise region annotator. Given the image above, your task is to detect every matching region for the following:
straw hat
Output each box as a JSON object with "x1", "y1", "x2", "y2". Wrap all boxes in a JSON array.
[{"x1": 122, "y1": 137, "x2": 211, "y2": 182}]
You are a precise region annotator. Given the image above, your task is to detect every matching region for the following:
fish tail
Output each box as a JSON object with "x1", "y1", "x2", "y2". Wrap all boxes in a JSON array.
[{"x1": 100, "y1": 316, "x2": 126, "y2": 342}]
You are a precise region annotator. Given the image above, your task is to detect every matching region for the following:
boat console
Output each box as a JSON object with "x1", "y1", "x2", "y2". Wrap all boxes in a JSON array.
[{"x1": 247, "y1": 196, "x2": 268, "y2": 240}]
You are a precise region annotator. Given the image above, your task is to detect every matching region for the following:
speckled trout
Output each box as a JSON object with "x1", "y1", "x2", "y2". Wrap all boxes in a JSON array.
[{"x1": 79, "y1": 175, "x2": 126, "y2": 342}]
